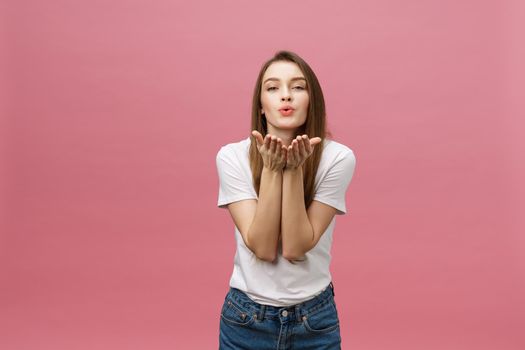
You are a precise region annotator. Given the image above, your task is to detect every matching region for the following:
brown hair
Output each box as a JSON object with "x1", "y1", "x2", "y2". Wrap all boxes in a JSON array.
[{"x1": 249, "y1": 50, "x2": 332, "y2": 209}]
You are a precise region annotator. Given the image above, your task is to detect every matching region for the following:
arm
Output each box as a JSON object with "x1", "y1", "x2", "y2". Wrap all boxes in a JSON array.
[
  {"x1": 245, "y1": 167, "x2": 282, "y2": 261},
  {"x1": 281, "y1": 166, "x2": 313, "y2": 259},
  {"x1": 228, "y1": 167, "x2": 282, "y2": 262},
  {"x1": 226, "y1": 132, "x2": 286, "y2": 262},
  {"x1": 282, "y1": 135, "x2": 354, "y2": 260},
  {"x1": 281, "y1": 166, "x2": 339, "y2": 260}
]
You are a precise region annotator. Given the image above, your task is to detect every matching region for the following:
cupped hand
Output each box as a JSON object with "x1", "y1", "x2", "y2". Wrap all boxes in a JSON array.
[
  {"x1": 251, "y1": 130, "x2": 288, "y2": 172},
  {"x1": 285, "y1": 134, "x2": 322, "y2": 170}
]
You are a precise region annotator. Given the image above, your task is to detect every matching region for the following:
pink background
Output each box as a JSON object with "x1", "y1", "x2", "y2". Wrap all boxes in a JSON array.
[{"x1": 1, "y1": 0, "x2": 524, "y2": 349}]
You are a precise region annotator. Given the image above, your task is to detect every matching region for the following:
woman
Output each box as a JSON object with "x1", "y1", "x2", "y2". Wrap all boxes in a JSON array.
[{"x1": 216, "y1": 50, "x2": 356, "y2": 349}]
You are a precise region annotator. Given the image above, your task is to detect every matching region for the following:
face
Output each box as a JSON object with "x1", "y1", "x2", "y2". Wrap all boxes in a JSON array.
[{"x1": 260, "y1": 61, "x2": 309, "y2": 133}]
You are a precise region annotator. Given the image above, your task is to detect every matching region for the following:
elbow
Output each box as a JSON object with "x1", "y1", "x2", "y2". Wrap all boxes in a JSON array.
[
  {"x1": 245, "y1": 231, "x2": 277, "y2": 262},
  {"x1": 282, "y1": 242, "x2": 312, "y2": 261},
  {"x1": 282, "y1": 251, "x2": 299, "y2": 261},
  {"x1": 282, "y1": 226, "x2": 314, "y2": 261},
  {"x1": 252, "y1": 244, "x2": 276, "y2": 262},
  {"x1": 282, "y1": 249, "x2": 306, "y2": 261},
  {"x1": 255, "y1": 251, "x2": 277, "y2": 262},
  {"x1": 247, "y1": 241, "x2": 276, "y2": 262}
]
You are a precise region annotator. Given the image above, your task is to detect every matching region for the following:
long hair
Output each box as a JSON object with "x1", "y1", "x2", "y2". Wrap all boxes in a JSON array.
[{"x1": 249, "y1": 50, "x2": 332, "y2": 209}]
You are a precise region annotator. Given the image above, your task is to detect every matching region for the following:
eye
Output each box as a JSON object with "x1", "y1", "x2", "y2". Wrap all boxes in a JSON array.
[
  {"x1": 267, "y1": 87, "x2": 277, "y2": 91},
  {"x1": 293, "y1": 86, "x2": 305, "y2": 90}
]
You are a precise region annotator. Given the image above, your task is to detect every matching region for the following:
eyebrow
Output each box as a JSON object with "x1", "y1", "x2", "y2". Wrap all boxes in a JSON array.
[{"x1": 263, "y1": 77, "x2": 306, "y2": 84}]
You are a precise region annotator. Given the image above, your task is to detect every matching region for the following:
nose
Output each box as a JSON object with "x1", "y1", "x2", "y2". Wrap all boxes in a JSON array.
[{"x1": 281, "y1": 87, "x2": 292, "y2": 101}]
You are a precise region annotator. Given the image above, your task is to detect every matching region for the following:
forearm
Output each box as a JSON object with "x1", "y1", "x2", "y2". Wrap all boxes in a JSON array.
[
  {"x1": 247, "y1": 167, "x2": 282, "y2": 261},
  {"x1": 281, "y1": 167, "x2": 314, "y2": 259}
]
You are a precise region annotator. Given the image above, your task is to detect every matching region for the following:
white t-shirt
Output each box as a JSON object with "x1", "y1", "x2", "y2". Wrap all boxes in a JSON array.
[{"x1": 216, "y1": 136, "x2": 356, "y2": 306}]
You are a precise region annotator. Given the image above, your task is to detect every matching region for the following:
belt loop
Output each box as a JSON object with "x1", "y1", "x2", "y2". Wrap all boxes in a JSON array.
[
  {"x1": 330, "y1": 281, "x2": 335, "y2": 297},
  {"x1": 295, "y1": 304, "x2": 302, "y2": 322},
  {"x1": 257, "y1": 304, "x2": 266, "y2": 321}
]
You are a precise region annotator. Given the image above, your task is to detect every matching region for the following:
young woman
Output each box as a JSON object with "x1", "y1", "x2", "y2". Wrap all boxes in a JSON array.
[{"x1": 216, "y1": 50, "x2": 356, "y2": 349}]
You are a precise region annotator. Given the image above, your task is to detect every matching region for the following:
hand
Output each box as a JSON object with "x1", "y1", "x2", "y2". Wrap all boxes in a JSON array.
[
  {"x1": 285, "y1": 134, "x2": 322, "y2": 170},
  {"x1": 251, "y1": 130, "x2": 288, "y2": 172}
]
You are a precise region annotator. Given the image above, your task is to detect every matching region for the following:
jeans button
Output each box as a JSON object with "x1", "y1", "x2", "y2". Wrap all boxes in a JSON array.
[{"x1": 281, "y1": 310, "x2": 288, "y2": 317}]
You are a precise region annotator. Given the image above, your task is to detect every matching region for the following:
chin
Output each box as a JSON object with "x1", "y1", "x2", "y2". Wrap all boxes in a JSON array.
[
  {"x1": 268, "y1": 117, "x2": 305, "y2": 130},
  {"x1": 277, "y1": 123, "x2": 302, "y2": 130}
]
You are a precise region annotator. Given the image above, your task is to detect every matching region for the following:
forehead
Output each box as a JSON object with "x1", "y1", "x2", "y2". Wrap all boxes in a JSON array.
[{"x1": 262, "y1": 61, "x2": 304, "y2": 81}]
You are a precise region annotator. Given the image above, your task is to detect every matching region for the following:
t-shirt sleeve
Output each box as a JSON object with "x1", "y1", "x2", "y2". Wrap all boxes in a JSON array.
[
  {"x1": 313, "y1": 150, "x2": 356, "y2": 215},
  {"x1": 216, "y1": 146, "x2": 258, "y2": 209}
]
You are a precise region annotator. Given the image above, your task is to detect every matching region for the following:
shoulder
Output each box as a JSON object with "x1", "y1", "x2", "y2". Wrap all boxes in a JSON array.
[
  {"x1": 321, "y1": 138, "x2": 356, "y2": 164},
  {"x1": 217, "y1": 137, "x2": 251, "y2": 157},
  {"x1": 216, "y1": 137, "x2": 251, "y2": 166}
]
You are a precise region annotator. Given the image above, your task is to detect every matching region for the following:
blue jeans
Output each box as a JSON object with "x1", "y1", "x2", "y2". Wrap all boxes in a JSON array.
[{"x1": 219, "y1": 282, "x2": 341, "y2": 349}]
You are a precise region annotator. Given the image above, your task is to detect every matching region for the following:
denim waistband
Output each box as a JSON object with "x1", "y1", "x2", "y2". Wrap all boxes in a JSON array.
[{"x1": 226, "y1": 282, "x2": 335, "y2": 323}]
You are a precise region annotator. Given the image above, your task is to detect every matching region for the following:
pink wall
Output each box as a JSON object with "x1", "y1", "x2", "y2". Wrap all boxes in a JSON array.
[{"x1": 1, "y1": 0, "x2": 524, "y2": 349}]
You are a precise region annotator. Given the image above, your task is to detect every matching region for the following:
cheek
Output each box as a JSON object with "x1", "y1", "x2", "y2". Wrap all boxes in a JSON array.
[
  {"x1": 301, "y1": 96, "x2": 310, "y2": 110},
  {"x1": 300, "y1": 92, "x2": 309, "y2": 104},
  {"x1": 260, "y1": 94, "x2": 271, "y2": 109}
]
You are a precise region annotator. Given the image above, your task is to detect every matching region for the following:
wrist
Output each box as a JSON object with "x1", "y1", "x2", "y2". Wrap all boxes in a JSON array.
[
  {"x1": 263, "y1": 165, "x2": 283, "y2": 174},
  {"x1": 284, "y1": 164, "x2": 302, "y2": 172}
]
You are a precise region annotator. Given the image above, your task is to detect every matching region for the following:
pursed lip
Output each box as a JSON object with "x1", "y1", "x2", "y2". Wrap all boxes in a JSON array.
[{"x1": 278, "y1": 105, "x2": 295, "y2": 111}]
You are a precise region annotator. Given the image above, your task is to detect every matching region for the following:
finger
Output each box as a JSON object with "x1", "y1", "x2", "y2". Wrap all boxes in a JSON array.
[
  {"x1": 269, "y1": 135, "x2": 277, "y2": 153},
  {"x1": 263, "y1": 134, "x2": 271, "y2": 149},
  {"x1": 287, "y1": 143, "x2": 294, "y2": 162},
  {"x1": 302, "y1": 134, "x2": 312, "y2": 153},
  {"x1": 251, "y1": 130, "x2": 264, "y2": 146},
  {"x1": 309, "y1": 137, "x2": 322, "y2": 147},
  {"x1": 276, "y1": 138, "x2": 282, "y2": 156},
  {"x1": 297, "y1": 135, "x2": 307, "y2": 157},
  {"x1": 292, "y1": 139, "x2": 299, "y2": 158},
  {"x1": 280, "y1": 143, "x2": 287, "y2": 161}
]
